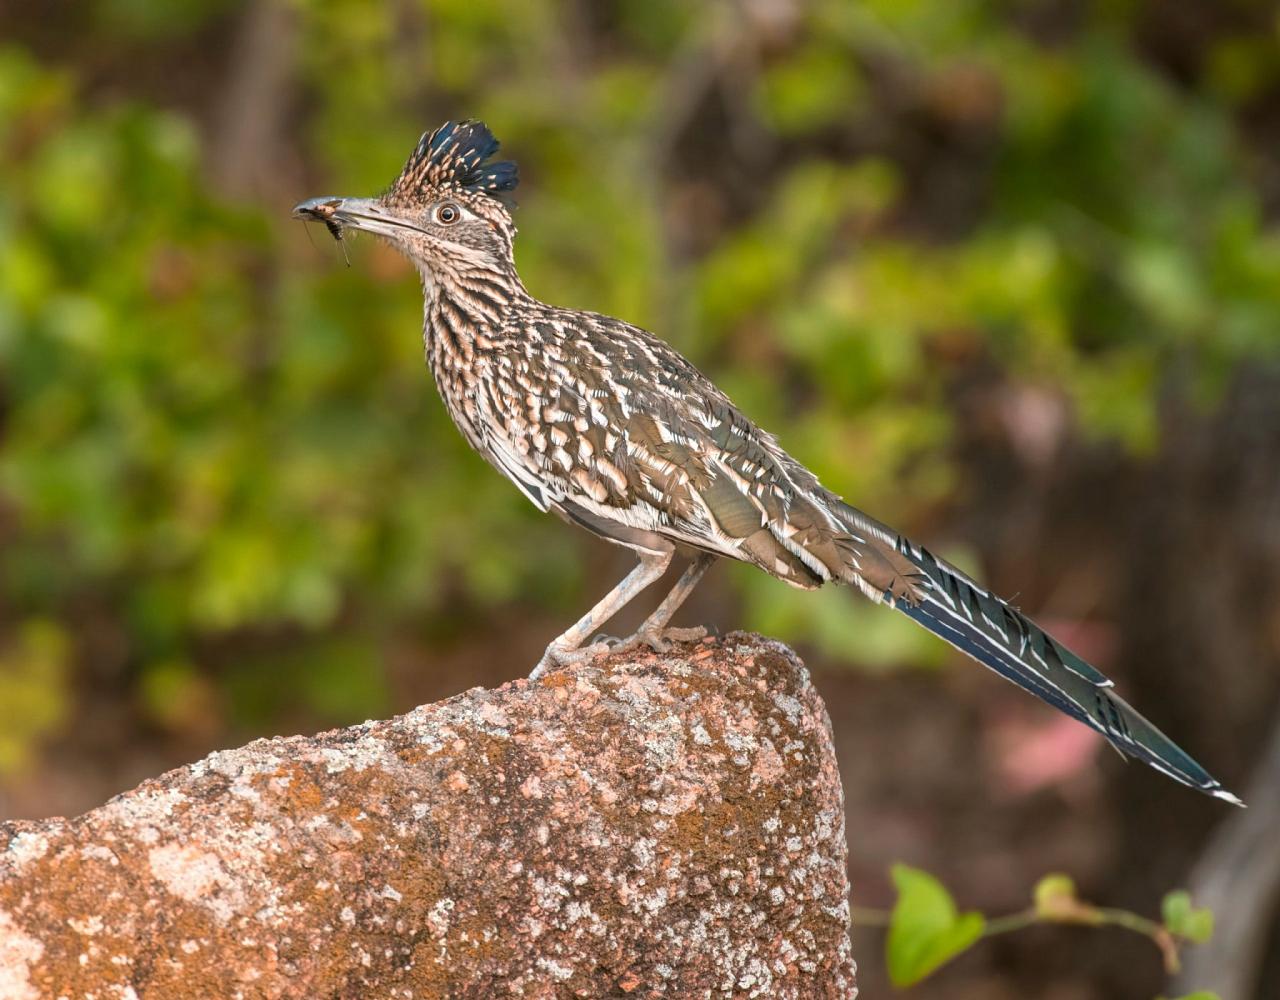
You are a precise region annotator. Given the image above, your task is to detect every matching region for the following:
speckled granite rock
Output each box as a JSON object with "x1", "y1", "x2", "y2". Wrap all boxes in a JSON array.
[{"x1": 0, "y1": 633, "x2": 855, "y2": 999}]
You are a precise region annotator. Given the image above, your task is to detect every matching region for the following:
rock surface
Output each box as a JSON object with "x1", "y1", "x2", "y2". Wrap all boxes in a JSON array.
[{"x1": 0, "y1": 633, "x2": 856, "y2": 999}]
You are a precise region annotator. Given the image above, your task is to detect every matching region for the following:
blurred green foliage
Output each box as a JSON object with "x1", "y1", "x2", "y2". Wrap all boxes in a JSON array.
[
  {"x1": 0, "y1": 621, "x2": 69, "y2": 776},
  {"x1": 1, "y1": 0, "x2": 1278, "y2": 772},
  {"x1": 873, "y1": 864, "x2": 1219, "y2": 992}
]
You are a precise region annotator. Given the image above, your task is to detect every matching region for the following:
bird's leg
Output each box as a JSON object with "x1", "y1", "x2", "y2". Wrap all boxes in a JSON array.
[
  {"x1": 605, "y1": 553, "x2": 715, "y2": 655},
  {"x1": 531, "y1": 550, "x2": 672, "y2": 678}
]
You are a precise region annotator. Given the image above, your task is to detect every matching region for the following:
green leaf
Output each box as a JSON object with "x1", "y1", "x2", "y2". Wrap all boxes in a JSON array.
[
  {"x1": 1162, "y1": 890, "x2": 1215, "y2": 943},
  {"x1": 1032, "y1": 872, "x2": 1102, "y2": 924},
  {"x1": 1033, "y1": 873, "x2": 1076, "y2": 917},
  {"x1": 1162, "y1": 890, "x2": 1192, "y2": 928},
  {"x1": 1182, "y1": 909, "x2": 1215, "y2": 944},
  {"x1": 886, "y1": 864, "x2": 987, "y2": 987},
  {"x1": 1156, "y1": 992, "x2": 1221, "y2": 1000}
]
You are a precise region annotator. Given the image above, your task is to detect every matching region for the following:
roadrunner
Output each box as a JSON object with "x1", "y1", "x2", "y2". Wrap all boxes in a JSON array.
[{"x1": 295, "y1": 120, "x2": 1239, "y2": 804}]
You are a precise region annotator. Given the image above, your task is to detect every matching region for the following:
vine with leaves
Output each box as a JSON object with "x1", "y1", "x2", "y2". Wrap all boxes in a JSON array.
[{"x1": 855, "y1": 864, "x2": 1218, "y2": 998}]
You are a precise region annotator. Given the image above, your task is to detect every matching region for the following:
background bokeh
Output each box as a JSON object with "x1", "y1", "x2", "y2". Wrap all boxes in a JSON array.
[{"x1": 2, "y1": 1, "x2": 1279, "y2": 996}]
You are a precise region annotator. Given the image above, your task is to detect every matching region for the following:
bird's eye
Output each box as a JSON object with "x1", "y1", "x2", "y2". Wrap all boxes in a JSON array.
[{"x1": 434, "y1": 202, "x2": 461, "y2": 225}]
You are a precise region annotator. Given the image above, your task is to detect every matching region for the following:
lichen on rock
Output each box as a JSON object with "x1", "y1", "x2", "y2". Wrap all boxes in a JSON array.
[{"x1": 0, "y1": 632, "x2": 856, "y2": 998}]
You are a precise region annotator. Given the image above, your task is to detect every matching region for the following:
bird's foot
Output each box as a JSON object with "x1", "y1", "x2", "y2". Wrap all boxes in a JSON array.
[
  {"x1": 598, "y1": 625, "x2": 710, "y2": 656},
  {"x1": 639, "y1": 625, "x2": 709, "y2": 652},
  {"x1": 531, "y1": 627, "x2": 711, "y2": 678},
  {"x1": 529, "y1": 640, "x2": 611, "y2": 680}
]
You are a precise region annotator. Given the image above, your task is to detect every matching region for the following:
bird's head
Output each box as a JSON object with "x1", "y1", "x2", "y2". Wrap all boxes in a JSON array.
[{"x1": 293, "y1": 120, "x2": 519, "y2": 282}]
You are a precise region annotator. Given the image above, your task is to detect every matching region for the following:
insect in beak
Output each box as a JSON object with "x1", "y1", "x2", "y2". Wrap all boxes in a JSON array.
[
  {"x1": 293, "y1": 197, "x2": 351, "y2": 267},
  {"x1": 325, "y1": 219, "x2": 350, "y2": 267}
]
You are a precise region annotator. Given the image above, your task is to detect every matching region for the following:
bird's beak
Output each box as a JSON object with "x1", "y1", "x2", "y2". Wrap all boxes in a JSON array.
[{"x1": 291, "y1": 196, "x2": 423, "y2": 239}]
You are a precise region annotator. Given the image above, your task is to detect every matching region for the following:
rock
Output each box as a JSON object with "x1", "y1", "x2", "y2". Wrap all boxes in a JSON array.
[{"x1": 0, "y1": 633, "x2": 856, "y2": 999}]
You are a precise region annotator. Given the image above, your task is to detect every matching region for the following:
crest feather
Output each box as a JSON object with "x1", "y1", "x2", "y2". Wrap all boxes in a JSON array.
[{"x1": 390, "y1": 120, "x2": 518, "y2": 202}]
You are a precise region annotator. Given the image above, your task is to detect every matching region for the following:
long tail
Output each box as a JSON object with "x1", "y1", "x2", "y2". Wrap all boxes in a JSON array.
[{"x1": 836, "y1": 506, "x2": 1242, "y2": 805}]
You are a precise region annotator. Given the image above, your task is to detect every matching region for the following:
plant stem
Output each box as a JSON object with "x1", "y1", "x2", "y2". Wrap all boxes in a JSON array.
[
  {"x1": 848, "y1": 906, "x2": 892, "y2": 927},
  {"x1": 848, "y1": 900, "x2": 1183, "y2": 972},
  {"x1": 982, "y1": 908, "x2": 1039, "y2": 936},
  {"x1": 1095, "y1": 907, "x2": 1182, "y2": 973}
]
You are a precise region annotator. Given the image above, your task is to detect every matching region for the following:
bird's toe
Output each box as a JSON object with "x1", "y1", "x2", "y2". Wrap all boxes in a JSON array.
[
  {"x1": 639, "y1": 632, "x2": 671, "y2": 653},
  {"x1": 661, "y1": 625, "x2": 709, "y2": 643},
  {"x1": 531, "y1": 640, "x2": 611, "y2": 678}
]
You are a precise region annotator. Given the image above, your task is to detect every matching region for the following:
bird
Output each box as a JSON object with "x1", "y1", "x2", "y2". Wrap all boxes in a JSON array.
[{"x1": 294, "y1": 119, "x2": 1240, "y2": 805}]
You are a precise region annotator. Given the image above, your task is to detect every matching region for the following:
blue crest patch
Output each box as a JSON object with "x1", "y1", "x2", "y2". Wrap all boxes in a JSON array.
[{"x1": 390, "y1": 120, "x2": 518, "y2": 202}]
